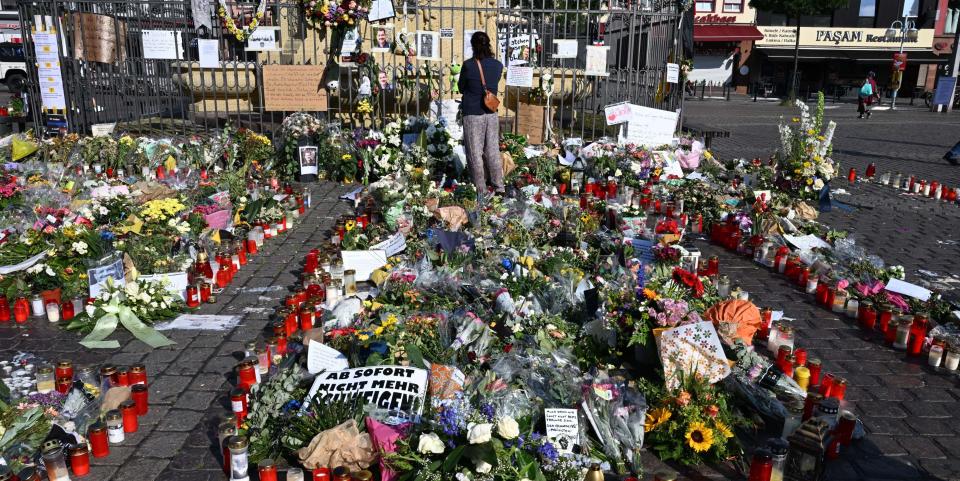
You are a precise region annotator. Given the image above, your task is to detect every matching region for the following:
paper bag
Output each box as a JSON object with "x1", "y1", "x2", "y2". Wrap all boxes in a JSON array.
[{"x1": 297, "y1": 419, "x2": 376, "y2": 471}]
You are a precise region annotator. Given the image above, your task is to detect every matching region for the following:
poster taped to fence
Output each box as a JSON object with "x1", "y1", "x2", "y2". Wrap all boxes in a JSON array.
[
  {"x1": 72, "y1": 13, "x2": 127, "y2": 64},
  {"x1": 304, "y1": 366, "x2": 428, "y2": 413},
  {"x1": 262, "y1": 65, "x2": 328, "y2": 112},
  {"x1": 32, "y1": 31, "x2": 66, "y2": 110},
  {"x1": 584, "y1": 45, "x2": 609, "y2": 76},
  {"x1": 142, "y1": 30, "x2": 182, "y2": 60},
  {"x1": 618, "y1": 104, "x2": 678, "y2": 147}
]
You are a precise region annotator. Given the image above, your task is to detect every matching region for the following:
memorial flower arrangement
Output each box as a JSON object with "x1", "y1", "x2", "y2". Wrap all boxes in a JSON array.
[
  {"x1": 300, "y1": 0, "x2": 369, "y2": 30},
  {"x1": 776, "y1": 93, "x2": 837, "y2": 199}
]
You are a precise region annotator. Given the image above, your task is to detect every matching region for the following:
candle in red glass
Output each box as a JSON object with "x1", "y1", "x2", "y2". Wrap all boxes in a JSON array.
[
  {"x1": 773, "y1": 253, "x2": 785, "y2": 274},
  {"x1": 237, "y1": 244, "x2": 247, "y2": 266},
  {"x1": 793, "y1": 348, "x2": 807, "y2": 367},
  {"x1": 216, "y1": 266, "x2": 230, "y2": 289},
  {"x1": 758, "y1": 309, "x2": 773, "y2": 340},
  {"x1": 908, "y1": 175, "x2": 915, "y2": 191},
  {"x1": 186, "y1": 285, "x2": 200, "y2": 308},
  {"x1": 797, "y1": 267, "x2": 810, "y2": 287},
  {"x1": 819, "y1": 373, "x2": 835, "y2": 398},
  {"x1": 247, "y1": 238, "x2": 258, "y2": 255},
  {"x1": 776, "y1": 345, "x2": 792, "y2": 366},
  {"x1": 858, "y1": 301, "x2": 877, "y2": 330},
  {"x1": 847, "y1": 168, "x2": 856, "y2": 183},
  {"x1": 579, "y1": 193, "x2": 589, "y2": 209},
  {"x1": 299, "y1": 309, "x2": 314, "y2": 331},
  {"x1": 0, "y1": 296, "x2": 9, "y2": 322},
  {"x1": 258, "y1": 460, "x2": 278, "y2": 481},
  {"x1": 815, "y1": 282, "x2": 828, "y2": 305},
  {"x1": 747, "y1": 451, "x2": 773, "y2": 481},
  {"x1": 707, "y1": 256, "x2": 719, "y2": 276},
  {"x1": 69, "y1": 443, "x2": 91, "y2": 477},
  {"x1": 155, "y1": 166, "x2": 165, "y2": 179},
  {"x1": 196, "y1": 253, "x2": 214, "y2": 281},
  {"x1": 56, "y1": 361, "x2": 74, "y2": 381},
  {"x1": 884, "y1": 317, "x2": 900, "y2": 345},
  {"x1": 930, "y1": 181, "x2": 939, "y2": 197},
  {"x1": 230, "y1": 388, "x2": 248, "y2": 424},
  {"x1": 273, "y1": 335, "x2": 288, "y2": 356},
  {"x1": 130, "y1": 363, "x2": 147, "y2": 385},
  {"x1": 56, "y1": 377, "x2": 72, "y2": 394},
  {"x1": 116, "y1": 367, "x2": 130, "y2": 387},
  {"x1": 865, "y1": 162, "x2": 876, "y2": 178},
  {"x1": 200, "y1": 282, "x2": 212, "y2": 303},
  {"x1": 877, "y1": 308, "x2": 892, "y2": 333},
  {"x1": 825, "y1": 287, "x2": 836, "y2": 310},
  {"x1": 807, "y1": 358, "x2": 822, "y2": 386},
  {"x1": 830, "y1": 378, "x2": 848, "y2": 401},
  {"x1": 14, "y1": 296, "x2": 29, "y2": 323},
  {"x1": 784, "y1": 256, "x2": 798, "y2": 279},
  {"x1": 313, "y1": 467, "x2": 332, "y2": 481},
  {"x1": 120, "y1": 400, "x2": 138, "y2": 433},
  {"x1": 59, "y1": 299, "x2": 75, "y2": 321},
  {"x1": 88, "y1": 423, "x2": 109, "y2": 458},
  {"x1": 803, "y1": 393, "x2": 823, "y2": 421},
  {"x1": 907, "y1": 313, "x2": 929, "y2": 356},
  {"x1": 654, "y1": 199, "x2": 662, "y2": 213},
  {"x1": 131, "y1": 384, "x2": 149, "y2": 415},
  {"x1": 606, "y1": 179, "x2": 617, "y2": 198},
  {"x1": 237, "y1": 361, "x2": 257, "y2": 392},
  {"x1": 285, "y1": 310, "x2": 298, "y2": 337}
]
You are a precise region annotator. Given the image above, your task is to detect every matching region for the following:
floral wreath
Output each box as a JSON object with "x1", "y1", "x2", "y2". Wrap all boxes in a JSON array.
[{"x1": 217, "y1": 0, "x2": 267, "y2": 42}]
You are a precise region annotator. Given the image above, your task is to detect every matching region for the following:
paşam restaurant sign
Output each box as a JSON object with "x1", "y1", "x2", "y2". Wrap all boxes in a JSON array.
[{"x1": 755, "y1": 26, "x2": 934, "y2": 50}]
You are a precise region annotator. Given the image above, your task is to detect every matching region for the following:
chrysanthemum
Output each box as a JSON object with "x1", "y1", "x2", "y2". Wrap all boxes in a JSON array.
[{"x1": 685, "y1": 421, "x2": 715, "y2": 452}]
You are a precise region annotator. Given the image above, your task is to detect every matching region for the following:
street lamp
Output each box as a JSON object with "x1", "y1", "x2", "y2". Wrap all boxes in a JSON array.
[{"x1": 885, "y1": 16, "x2": 917, "y2": 110}]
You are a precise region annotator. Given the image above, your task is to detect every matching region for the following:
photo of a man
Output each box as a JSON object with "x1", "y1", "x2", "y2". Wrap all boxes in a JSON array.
[
  {"x1": 416, "y1": 31, "x2": 439, "y2": 61},
  {"x1": 371, "y1": 27, "x2": 392, "y2": 52},
  {"x1": 378, "y1": 71, "x2": 392, "y2": 91},
  {"x1": 419, "y1": 34, "x2": 432, "y2": 59},
  {"x1": 299, "y1": 146, "x2": 318, "y2": 176}
]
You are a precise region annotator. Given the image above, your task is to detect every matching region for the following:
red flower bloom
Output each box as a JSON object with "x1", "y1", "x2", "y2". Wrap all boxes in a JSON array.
[{"x1": 672, "y1": 267, "x2": 704, "y2": 298}]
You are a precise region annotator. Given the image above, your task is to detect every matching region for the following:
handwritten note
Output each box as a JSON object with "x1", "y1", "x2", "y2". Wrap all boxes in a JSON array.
[
  {"x1": 341, "y1": 250, "x2": 387, "y2": 282},
  {"x1": 372, "y1": 232, "x2": 407, "y2": 257},
  {"x1": 91, "y1": 122, "x2": 117, "y2": 137},
  {"x1": 506, "y1": 66, "x2": 534, "y2": 88},
  {"x1": 307, "y1": 341, "x2": 350, "y2": 374},
  {"x1": 544, "y1": 408, "x2": 580, "y2": 452},
  {"x1": 141, "y1": 30, "x2": 181, "y2": 60},
  {"x1": 604, "y1": 102, "x2": 633, "y2": 125},
  {"x1": 553, "y1": 39, "x2": 577, "y2": 59},
  {"x1": 617, "y1": 104, "x2": 679, "y2": 147},
  {"x1": 262, "y1": 65, "x2": 328, "y2": 111},
  {"x1": 666, "y1": 62, "x2": 680, "y2": 83},
  {"x1": 885, "y1": 279, "x2": 932, "y2": 302}
]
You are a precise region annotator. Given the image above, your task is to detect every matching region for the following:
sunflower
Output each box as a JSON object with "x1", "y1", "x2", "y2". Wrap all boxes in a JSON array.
[
  {"x1": 644, "y1": 407, "x2": 672, "y2": 432},
  {"x1": 685, "y1": 421, "x2": 715, "y2": 453},
  {"x1": 714, "y1": 420, "x2": 734, "y2": 439}
]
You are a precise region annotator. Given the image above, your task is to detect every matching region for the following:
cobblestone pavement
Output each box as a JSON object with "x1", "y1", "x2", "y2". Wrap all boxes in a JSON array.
[{"x1": 0, "y1": 181, "x2": 355, "y2": 481}]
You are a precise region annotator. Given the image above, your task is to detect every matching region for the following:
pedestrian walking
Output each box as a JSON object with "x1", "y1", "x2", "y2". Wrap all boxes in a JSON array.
[
  {"x1": 458, "y1": 31, "x2": 505, "y2": 197},
  {"x1": 857, "y1": 74, "x2": 875, "y2": 119}
]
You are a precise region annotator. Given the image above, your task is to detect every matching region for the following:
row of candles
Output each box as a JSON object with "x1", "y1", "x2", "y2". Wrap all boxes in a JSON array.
[
  {"x1": 222, "y1": 213, "x2": 380, "y2": 481},
  {"x1": 0, "y1": 361, "x2": 152, "y2": 481},
  {"x1": 848, "y1": 163, "x2": 960, "y2": 202}
]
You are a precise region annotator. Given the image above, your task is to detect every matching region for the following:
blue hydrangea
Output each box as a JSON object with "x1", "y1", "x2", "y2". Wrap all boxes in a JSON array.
[{"x1": 538, "y1": 441, "x2": 559, "y2": 463}]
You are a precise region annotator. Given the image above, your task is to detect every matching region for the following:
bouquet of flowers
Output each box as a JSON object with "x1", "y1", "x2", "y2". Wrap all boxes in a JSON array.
[
  {"x1": 0, "y1": 171, "x2": 23, "y2": 211},
  {"x1": 776, "y1": 93, "x2": 837, "y2": 199},
  {"x1": 299, "y1": 0, "x2": 369, "y2": 30}
]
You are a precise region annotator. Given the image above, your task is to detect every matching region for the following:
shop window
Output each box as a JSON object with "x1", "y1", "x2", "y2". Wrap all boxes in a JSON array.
[
  {"x1": 857, "y1": 0, "x2": 875, "y2": 27},
  {"x1": 722, "y1": 0, "x2": 742, "y2": 13},
  {"x1": 902, "y1": 0, "x2": 919, "y2": 16},
  {"x1": 695, "y1": 1, "x2": 714, "y2": 13}
]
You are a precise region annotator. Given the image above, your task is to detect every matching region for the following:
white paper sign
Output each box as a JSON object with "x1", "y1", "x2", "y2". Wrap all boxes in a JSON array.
[
  {"x1": 506, "y1": 65, "x2": 534, "y2": 88},
  {"x1": 304, "y1": 366, "x2": 428, "y2": 413},
  {"x1": 553, "y1": 39, "x2": 578, "y2": 59},
  {"x1": 90, "y1": 123, "x2": 117, "y2": 137},
  {"x1": 341, "y1": 250, "x2": 387, "y2": 282},
  {"x1": 544, "y1": 408, "x2": 580, "y2": 452},
  {"x1": 666, "y1": 62, "x2": 680, "y2": 83},
  {"x1": 371, "y1": 232, "x2": 407, "y2": 257},
  {"x1": 141, "y1": 30, "x2": 181, "y2": 60},
  {"x1": 246, "y1": 27, "x2": 278, "y2": 51},
  {"x1": 617, "y1": 104, "x2": 679, "y2": 147},
  {"x1": 885, "y1": 279, "x2": 932, "y2": 302},
  {"x1": 198, "y1": 38, "x2": 220, "y2": 68},
  {"x1": 139, "y1": 272, "x2": 189, "y2": 300},
  {"x1": 463, "y1": 29, "x2": 481, "y2": 60},
  {"x1": 604, "y1": 102, "x2": 633, "y2": 125},
  {"x1": 154, "y1": 314, "x2": 242, "y2": 331},
  {"x1": 440, "y1": 28, "x2": 454, "y2": 38},
  {"x1": 307, "y1": 341, "x2": 350, "y2": 374},
  {"x1": 584, "y1": 45, "x2": 609, "y2": 76},
  {"x1": 88, "y1": 257, "x2": 125, "y2": 298},
  {"x1": 784, "y1": 234, "x2": 831, "y2": 252}
]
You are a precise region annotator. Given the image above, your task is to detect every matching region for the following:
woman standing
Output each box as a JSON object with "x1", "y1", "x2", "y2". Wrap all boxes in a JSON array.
[
  {"x1": 857, "y1": 74, "x2": 874, "y2": 119},
  {"x1": 458, "y1": 31, "x2": 505, "y2": 196}
]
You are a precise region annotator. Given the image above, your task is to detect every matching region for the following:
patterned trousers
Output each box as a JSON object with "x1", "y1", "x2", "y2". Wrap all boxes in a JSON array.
[{"x1": 462, "y1": 113, "x2": 504, "y2": 194}]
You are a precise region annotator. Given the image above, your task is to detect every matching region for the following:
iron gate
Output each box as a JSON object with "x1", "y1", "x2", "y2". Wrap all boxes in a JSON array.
[{"x1": 18, "y1": 0, "x2": 684, "y2": 139}]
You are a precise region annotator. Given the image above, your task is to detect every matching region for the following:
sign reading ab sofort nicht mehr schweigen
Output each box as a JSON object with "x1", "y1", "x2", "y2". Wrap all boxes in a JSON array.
[{"x1": 756, "y1": 26, "x2": 934, "y2": 50}]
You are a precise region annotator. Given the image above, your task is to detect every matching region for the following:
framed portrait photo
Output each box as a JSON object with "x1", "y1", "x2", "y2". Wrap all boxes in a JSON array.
[
  {"x1": 371, "y1": 26, "x2": 393, "y2": 52},
  {"x1": 368, "y1": 0, "x2": 396, "y2": 22},
  {"x1": 299, "y1": 145, "x2": 319, "y2": 176},
  {"x1": 416, "y1": 30, "x2": 440, "y2": 61}
]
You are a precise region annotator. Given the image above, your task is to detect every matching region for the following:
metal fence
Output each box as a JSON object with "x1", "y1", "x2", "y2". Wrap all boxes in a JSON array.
[{"x1": 18, "y1": 0, "x2": 683, "y2": 139}]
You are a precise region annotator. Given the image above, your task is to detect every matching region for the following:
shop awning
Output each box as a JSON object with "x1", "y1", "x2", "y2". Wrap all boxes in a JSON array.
[{"x1": 694, "y1": 25, "x2": 764, "y2": 42}]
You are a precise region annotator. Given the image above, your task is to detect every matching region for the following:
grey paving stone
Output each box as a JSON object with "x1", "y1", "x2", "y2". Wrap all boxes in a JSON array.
[{"x1": 156, "y1": 409, "x2": 206, "y2": 432}]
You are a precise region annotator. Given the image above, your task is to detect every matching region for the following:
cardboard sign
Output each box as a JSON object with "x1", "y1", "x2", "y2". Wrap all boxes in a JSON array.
[
  {"x1": 544, "y1": 408, "x2": 580, "y2": 452},
  {"x1": 305, "y1": 366, "x2": 428, "y2": 413},
  {"x1": 73, "y1": 13, "x2": 127, "y2": 64},
  {"x1": 516, "y1": 103, "x2": 545, "y2": 145},
  {"x1": 262, "y1": 65, "x2": 328, "y2": 111},
  {"x1": 371, "y1": 232, "x2": 407, "y2": 257}
]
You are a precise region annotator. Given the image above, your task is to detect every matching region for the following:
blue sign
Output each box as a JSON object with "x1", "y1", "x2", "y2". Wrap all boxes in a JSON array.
[{"x1": 933, "y1": 76, "x2": 957, "y2": 106}]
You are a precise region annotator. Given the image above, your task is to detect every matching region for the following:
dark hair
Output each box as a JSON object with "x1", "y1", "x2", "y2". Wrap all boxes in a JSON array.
[
  {"x1": 868, "y1": 71, "x2": 876, "y2": 78},
  {"x1": 470, "y1": 31, "x2": 494, "y2": 59}
]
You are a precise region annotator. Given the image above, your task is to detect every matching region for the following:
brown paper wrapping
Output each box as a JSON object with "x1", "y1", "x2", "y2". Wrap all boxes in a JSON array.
[
  {"x1": 100, "y1": 386, "x2": 132, "y2": 414},
  {"x1": 297, "y1": 419, "x2": 376, "y2": 471}
]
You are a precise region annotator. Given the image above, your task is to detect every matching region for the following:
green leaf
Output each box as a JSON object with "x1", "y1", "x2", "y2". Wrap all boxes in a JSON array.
[
  {"x1": 405, "y1": 343, "x2": 426, "y2": 369},
  {"x1": 464, "y1": 442, "x2": 497, "y2": 466},
  {"x1": 442, "y1": 445, "x2": 465, "y2": 472}
]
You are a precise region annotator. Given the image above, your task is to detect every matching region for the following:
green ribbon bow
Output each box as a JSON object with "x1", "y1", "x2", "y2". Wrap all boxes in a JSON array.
[{"x1": 80, "y1": 297, "x2": 176, "y2": 349}]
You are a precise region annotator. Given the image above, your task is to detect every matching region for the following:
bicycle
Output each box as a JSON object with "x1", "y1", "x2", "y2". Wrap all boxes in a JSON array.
[{"x1": 922, "y1": 90, "x2": 960, "y2": 109}]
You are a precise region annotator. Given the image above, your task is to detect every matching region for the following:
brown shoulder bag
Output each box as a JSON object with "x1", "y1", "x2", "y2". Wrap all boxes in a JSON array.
[{"x1": 476, "y1": 59, "x2": 500, "y2": 112}]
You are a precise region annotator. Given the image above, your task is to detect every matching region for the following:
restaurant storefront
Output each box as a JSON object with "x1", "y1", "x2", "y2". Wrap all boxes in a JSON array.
[
  {"x1": 753, "y1": 26, "x2": 942, "y2": 98},
  {"x1": 690, "y1": 4, "x2": 763, "y2": 94}
]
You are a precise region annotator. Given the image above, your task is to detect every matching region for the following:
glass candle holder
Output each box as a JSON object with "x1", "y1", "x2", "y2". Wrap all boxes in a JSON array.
[
  {"x1": 831, "y1": 290, "x2": 848, "y2": 314},
  {"x1": 40, "y1": 441, "x2": 68, "y2": 481},
  {"x1": 893, "y1": 320, "x2": 911, "y2": 350},
  {"x1": 227, "y1": 435, "x2": 250, "y2": 481},
  {"x1": 844, "y1": 299, "x2": 859, "y2": 318},
  {"x1": 944, "y1": 348, "x2": 960, "y2": 371},
  {"x1": 106, "y1": 410, "x2": 124, "y2": 444},
  {"x1": 45, "y1": 302, "x2": 60, "y2": 323},
  {"x1": 343, "y1": 269, "x2": 357, "y2": 295},
  {"x1": 928, "y1": 344, "x2": 944, "y2": 368},
  {"x1": 807, "y1": 358, "x2": 822, "y2": 386},
  {"x1": 36, "y1": 366, "x2": 55, "y2": 394}
]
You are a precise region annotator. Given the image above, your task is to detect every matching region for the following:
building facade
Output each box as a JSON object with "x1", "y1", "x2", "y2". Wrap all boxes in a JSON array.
[
  {"x1": 751, "y1": 0, "x2": 947, "y2": 98},
  {"x1": 689, "y1": 0, "x2": 761, "y2": 93}
]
